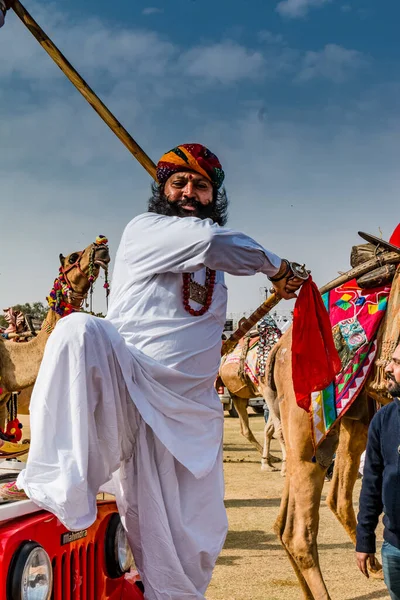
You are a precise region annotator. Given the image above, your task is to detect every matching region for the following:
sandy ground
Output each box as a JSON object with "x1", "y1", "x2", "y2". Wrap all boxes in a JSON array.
[
  {"x1": 16, "y1": 411, "x2": 389, "y2": 599},
  {"x1": 207, "y1": 410, "x2": 390, "y2": 600}
]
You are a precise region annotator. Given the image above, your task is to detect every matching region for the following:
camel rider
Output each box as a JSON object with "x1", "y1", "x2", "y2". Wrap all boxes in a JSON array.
[{"x1": 1, "y1": 143, "x2": 304, "y2": 600}]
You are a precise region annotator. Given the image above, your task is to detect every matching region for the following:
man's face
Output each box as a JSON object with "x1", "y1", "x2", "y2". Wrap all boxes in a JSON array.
[
  {"x1": 164, "y1": 171, "x2": 214, "y2": 218},
  {"x1": 385, "y1": 343, "x2": 400, "y2": 397}
]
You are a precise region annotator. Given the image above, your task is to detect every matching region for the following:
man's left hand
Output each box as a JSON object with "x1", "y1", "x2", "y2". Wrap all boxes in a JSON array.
[{"x1": 356, "y1": 552, "x2": 379, "y2": 578}]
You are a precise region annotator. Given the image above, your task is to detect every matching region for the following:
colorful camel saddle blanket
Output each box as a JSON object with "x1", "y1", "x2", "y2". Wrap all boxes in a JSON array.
[
  {"x1": 311, "y1": 280, "x2": 390, "y2": 447},
  {"x1": 224, "y1": 337, "x2": 260, "y2": 385}
]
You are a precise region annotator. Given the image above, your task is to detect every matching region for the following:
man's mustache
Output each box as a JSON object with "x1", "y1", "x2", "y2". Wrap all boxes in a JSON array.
[
  {"x1": 166, "y1": 196, "x2": 214, "y2": 219},
  {"x1": 175, "y1": 198, "x2": 201, "y2": 210}
]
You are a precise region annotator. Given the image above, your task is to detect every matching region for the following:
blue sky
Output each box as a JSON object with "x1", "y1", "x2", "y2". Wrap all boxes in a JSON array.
[{"x1": 1, "y1": 0, "x2": 399, "y2": 316}]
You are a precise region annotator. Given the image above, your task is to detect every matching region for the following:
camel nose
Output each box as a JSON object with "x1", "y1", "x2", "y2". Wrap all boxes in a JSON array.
[{"x1": 95, "y1": 247, "x2": 111, "y2": 264}]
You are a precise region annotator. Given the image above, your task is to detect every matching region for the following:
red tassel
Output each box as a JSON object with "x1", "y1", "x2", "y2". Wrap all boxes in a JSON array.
[
  {"x1": 5, "y1": 418, "x2": 23, "y2": 442},
  {"x1": 292, "y1": 277, "x2": 342, "y2": 412}
]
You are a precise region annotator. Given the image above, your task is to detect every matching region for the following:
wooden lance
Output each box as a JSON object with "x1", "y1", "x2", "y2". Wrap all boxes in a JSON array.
[{"x1": 4, "y1": 0, "x2": 157, "y2": 179}]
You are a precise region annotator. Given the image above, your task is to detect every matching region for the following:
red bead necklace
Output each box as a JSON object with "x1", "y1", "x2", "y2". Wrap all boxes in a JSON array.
[{"x1": 182, "y1": 268, "x2": 216, "y2": 316}]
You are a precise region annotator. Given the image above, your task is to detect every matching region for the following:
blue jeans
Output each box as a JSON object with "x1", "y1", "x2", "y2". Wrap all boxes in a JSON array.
[{"x1": 382, "y1": 541, "x2": 400, "y2": 600}]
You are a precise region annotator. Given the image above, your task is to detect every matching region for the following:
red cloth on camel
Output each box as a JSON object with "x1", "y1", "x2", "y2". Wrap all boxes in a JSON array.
[
  {"x1": 292, "y1": 277, "x2": 342, "y2": 412},
  {"x1": 389, "y1": 223, "x2": 400, "y2": 247}
]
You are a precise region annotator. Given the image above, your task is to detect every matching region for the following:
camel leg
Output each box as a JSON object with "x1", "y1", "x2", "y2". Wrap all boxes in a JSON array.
[
  {"x1": 261, "y1": 413, "x2": 279, "y2": 471},
  {"x1": 231, "y1": 395, "x2": 263, "y2": 454},
  {"x1": 326, "y1": 417, "x2": 366, "y2": 543},
  {"x1": 326, "y1": 416, "x2": 383, "y2": 579},
  {"x1": 275, "y1": 479, "x2": 315, "y2": 600},
  {"x1": 276, "y1": 457, "x2": 331, "y2": 599},
  {"x1": 275, "y1": 389, "x2": 333, "y2": 600},
  {"x1": 276, "y1": 421, "x2": 287, "y2": 478},
  {"x1": 260, "y1": 384, "x2": 287, "y2": 475}
]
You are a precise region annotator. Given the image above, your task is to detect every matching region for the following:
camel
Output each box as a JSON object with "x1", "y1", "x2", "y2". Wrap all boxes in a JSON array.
[
  {"x1": 219, "y1": 327, "x2": 286, "y2": 474},
  {"x1": 0, "y1": 238, "x2": 110, "y2": 429},
  {"x1": 219, "y1": 364, "x2": 285, "y2": 472},
  {"x1": 266, "y1": 276, "x2": 399, "y2": 599}
]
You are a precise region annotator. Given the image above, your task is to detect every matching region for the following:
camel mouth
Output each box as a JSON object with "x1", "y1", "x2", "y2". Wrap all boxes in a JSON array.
[{"x1": 94, "y1": 259, "x2": 110, "y2": 270}]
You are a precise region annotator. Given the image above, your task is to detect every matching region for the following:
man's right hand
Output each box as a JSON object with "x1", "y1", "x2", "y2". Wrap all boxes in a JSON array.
[{"x1": 356, "y1": 552, "x2": 379, "y2": 578}]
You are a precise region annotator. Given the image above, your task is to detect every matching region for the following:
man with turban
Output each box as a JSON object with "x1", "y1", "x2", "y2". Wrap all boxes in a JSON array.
[{"x1": 4, "y1": 144, "x2": 304, "y2": 599}]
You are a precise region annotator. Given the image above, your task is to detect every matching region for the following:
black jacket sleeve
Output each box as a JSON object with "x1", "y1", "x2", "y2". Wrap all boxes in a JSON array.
[{"x1": 356, "y1": 412, "x2": 384, "y2": 553}]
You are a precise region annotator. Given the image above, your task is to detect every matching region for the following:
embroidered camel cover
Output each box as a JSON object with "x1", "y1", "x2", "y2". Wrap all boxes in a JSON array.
[{"x1": 311, "y1": 279, "x2": 390, "y2": 447}]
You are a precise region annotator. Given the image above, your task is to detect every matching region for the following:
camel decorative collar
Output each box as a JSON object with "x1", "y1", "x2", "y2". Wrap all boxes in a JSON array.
[{"x1": 47, "y1": 273, "x2": 81, "y2": 317}]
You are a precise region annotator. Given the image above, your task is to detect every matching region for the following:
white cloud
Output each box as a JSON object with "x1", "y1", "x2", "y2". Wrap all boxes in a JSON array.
[
  {"x1": 276, "y1": 0, "x2": 331, "y2": 19},
  {"x1": 0, "y1": 0, "x2": 398, "y2": 318},
  {"x1": 1, "y1": 6, "x2": 268, "y2": 88},
  {"x1": 296, "y1": 44, "x2": 366, "y2": 82},
  {"x1": 142, "y1": 7, "x2": 164, "y2": 15},
  {"x1": 0, "y1": 9, "x2": 175, "y2": 81},
  {"x1": 258, "y1": 30, "x2": 284, "y2": 44},
  {"x1": 180, "y1": 41, "x2": 265, "y2": 84}
]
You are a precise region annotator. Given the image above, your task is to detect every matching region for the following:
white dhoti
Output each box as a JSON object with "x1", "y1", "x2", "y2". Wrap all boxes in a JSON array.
[
  {"x1": 16, "y1": 212, "x2": 283, "y2": 598},
  {"x1": 17, "y1": 313, "x2": 228, "y2": 600}
]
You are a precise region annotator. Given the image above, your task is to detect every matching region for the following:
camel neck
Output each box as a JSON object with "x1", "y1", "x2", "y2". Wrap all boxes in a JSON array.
[
  {"x1": 40, "y1": 308, "x2": 61, "y2": 334},
  {"x1": 0, "y1": 308, "x2": 64, "y2": 392}
]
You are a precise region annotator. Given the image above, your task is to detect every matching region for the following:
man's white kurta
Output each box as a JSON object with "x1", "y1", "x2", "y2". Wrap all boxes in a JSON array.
[
  {"x1": 17, "y1": 212, "x2": 281, "y2": 599},
  {"x1": 106, "y1": 213, "x2": 281, "y2": 477}
]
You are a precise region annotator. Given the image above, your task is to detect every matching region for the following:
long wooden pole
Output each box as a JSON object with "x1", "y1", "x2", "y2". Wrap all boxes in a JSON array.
[
  {"x1": 7, "y1": 0, "x2": 157, "y2": 179},
  {"x1": 221, "y1": 251, "x2": 400, "y2": 355}
]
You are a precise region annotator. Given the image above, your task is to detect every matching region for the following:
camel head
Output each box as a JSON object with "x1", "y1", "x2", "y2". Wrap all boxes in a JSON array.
[{"x1": 48, "y1": 235, "x2": 111, "y2": 316}]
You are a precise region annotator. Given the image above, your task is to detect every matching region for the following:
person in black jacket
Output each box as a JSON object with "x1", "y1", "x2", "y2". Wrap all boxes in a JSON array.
[{"x1": 356, "y1": 341, "x2": 400, "y2": 599}]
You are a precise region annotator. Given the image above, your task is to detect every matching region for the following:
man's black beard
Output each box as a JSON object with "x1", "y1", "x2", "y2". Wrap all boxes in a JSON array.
[
  {"x1": 387, "y1": 375, "x2": 400, "y2": 398},
  {"x1": 148, "y1": 183, "x2": 228, "y2": 226}
]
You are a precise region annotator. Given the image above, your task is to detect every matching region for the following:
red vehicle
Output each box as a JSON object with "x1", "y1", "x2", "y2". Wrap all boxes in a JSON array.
[{"x1": 0, "y1": 473, "x2": 144, "y2": 600}]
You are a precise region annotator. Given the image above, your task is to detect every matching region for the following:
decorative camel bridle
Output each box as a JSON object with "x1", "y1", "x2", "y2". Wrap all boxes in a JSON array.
[{"x1": 46, "y1": 235, "x2": 110, "y2": 321}]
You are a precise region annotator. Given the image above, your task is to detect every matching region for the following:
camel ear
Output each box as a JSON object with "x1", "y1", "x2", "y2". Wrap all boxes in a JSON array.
[{"x1": 59, "y1": 253, "x2": 65, "y2": 264}]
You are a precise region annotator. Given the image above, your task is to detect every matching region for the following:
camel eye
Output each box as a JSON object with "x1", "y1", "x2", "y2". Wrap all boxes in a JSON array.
[{"x1": 68, "y1": 253, "x2": 79, "y2": 264}]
